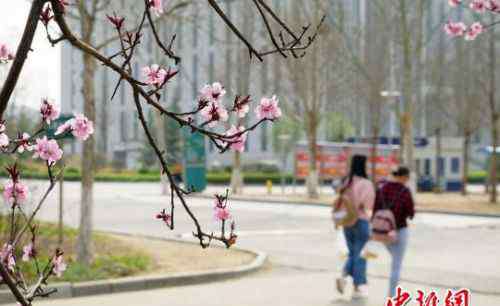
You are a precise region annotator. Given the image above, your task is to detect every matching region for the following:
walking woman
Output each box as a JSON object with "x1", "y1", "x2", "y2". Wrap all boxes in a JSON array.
[
  {"x1": 336, "y1": 155, "x2": 375, "y2": 298},
  {"x1": 373, "y1": 166, "x2": 415, "y2": 297}
]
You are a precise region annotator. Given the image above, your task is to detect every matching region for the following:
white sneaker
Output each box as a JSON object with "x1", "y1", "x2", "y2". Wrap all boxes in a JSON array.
[
  {"x1": 352, "y1": 286, "x2": 368, "y2": 299},
  {"x1": 336, "y1": 277, "x2": 346, "y2": 294}
]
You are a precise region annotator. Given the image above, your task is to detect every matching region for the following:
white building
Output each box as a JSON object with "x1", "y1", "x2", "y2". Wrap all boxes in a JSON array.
[{"x1": 61, "y1": 1, "x2": 284, "y2": 169}]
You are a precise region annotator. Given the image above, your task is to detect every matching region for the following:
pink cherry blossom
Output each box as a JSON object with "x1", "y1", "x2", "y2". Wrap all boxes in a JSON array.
[
  {"x1": 200, "y1": 82, "x2": 226, "y2": 103},
  {"x1": 3, "y1": 180, "x2": 29, "y2": 205},
  {"x1": 225, "y1": 125, "x2": 247, "y2": 153},
  {"x1": 0, "y1": 122, "x2": 8, "y2": 147},
  {"x1": 0, "y1": 44, "x2": 14, "y2": 62},
  {"x1": 1, "y1": 244, "x2": 15, "y2": 272},
  {"x1": 255, "y1": 95, "x2": 282, "y2": 120},
  {"x1": 448, "y1": 0, "x2": 462, "y2": 7},
  {"x1": 70, "y1": 114, "x2": 94, "y2": 140},
  {"x1": 156, "y1": 209, "x2": 171, "y2": 227},
  {"x1": 40, "y1": 98, "x2": 60, "y2": 124},
  {"x1": 150, "y1": 0, "x2": 163, "y2": 15},
  {"x1": 444, "y1": 21, "x2": 467, "y2": 37},
  {"x1": 55, "y1": 114, "x2": 94, "y2": 140},
  {"x1": 52, "y1": 253, "x2": 67, "y2": 277},
  {"x1": 465, "y1": 22, "x2": 484, "y2": 40},
  {"x1": 22, "y1": 243, "x2": 35, "y2": 262},
  {"x1": 471, "y1": 0, "x2": 487, "y2": 12},
  {"x1": 17, "y1": 133, "x2": 33, "y2": 153},
  {"x1": 200, "y1": 102, "x2": 229, "y2": 127},
  {"x1": 0, "y1": 133, "x2": 8, "y2": 148},
  {"x1": 487, "y1": 0, "x2": 500, "y2": 12},
  {"x1": 33, "y1": 136, "x2": 63, "y2": 164},
  {"x1": 143, "y1": 64, "x2": 167, "y2": 86},
  {"x1": 214, "y1": 206, "x2": 231, "y2": 221}
]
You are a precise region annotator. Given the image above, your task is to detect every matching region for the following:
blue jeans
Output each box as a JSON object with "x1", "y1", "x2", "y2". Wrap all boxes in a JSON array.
[
  {"x1": 343, "y1": 219, "x2": 370, "y2": 286},
  {"x1": 385, "y1": 228, "x2": 409, "y2": 297}
]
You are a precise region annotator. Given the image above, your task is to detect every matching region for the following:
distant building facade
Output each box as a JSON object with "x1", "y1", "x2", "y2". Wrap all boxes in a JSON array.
[{"x1": 61, "y1": 0, "x2": 284, "y2": 169}]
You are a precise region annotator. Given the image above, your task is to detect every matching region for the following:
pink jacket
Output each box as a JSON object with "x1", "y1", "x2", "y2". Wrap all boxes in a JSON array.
[{"x1": 343, "y1": 176, "x2": 375, "y2": 220}]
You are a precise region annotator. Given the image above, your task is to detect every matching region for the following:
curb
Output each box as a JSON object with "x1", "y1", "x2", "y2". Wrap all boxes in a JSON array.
[
  {"x1": 0, "y1": 235, "x2": 267, "y2": 304},
  {"x1": 191, "y1": 194, "x2": 500, "y2": 218}
]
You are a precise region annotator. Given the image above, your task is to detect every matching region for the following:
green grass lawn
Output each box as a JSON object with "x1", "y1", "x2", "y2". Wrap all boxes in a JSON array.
[{"x1": 0, "y1": 217, "x2": 152, "y2": 283}]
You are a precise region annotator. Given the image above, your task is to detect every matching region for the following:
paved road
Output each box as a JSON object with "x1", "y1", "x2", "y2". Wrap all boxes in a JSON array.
[{"x1": 13, "y1": 181, "x2": 500, "y2": 305}]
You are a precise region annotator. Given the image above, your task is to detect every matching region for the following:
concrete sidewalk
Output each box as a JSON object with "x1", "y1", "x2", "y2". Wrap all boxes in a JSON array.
[{"x1": 25, "y1": 268, "x2": 497, "y2": 306}]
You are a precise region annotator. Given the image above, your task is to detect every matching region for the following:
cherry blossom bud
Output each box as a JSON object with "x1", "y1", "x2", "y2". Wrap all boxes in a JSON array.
[
  {"x1": 52, "y1": 249, "x2": 67, "y2": 277},
  {"x1": 22, "y1": 242, "x2": 36, "y2": 262},
  {"x1": 444, "y1": 21, "x2": 467, "y2": 37},
  {"x1": 3, "y1": 181, "x2": 29, "y2": 205},
  {"x1": 156, "y1": 210, "x2": 172, "y2": 227},
  {"x1": 0, "y1": 244, "x2": 15, "y2": 272},
  {"x1": 465, "y1": 22, "x2": 484, "y2": 41},
  {"x1": 40, "y1": 6, "x2": 54, "y2": 26},
  {"x1": 58, "y1": 0, "x2": 69, "y2": 12},
  {"x1": 213, "y1": 195, "x2": 231, "y2": 222},
  {"x1": 487, "y1": 0, "x2": 500, "y2": 12},
  {"x1": 448, "y1": 0, "x2": 462, "y2": 7},
  {"x1": 4, "y1": 164, "x2": 29, "y2": 205},
  {"x1": 470, "y1": 0, "x2": 487, "y2": 12},
  {"x1": 40, "y1": 98, "x2": 60, "y2": 124},
  {"x1": 106, "y1": 13, "x2": 125, "y2": 30},
  {"x1": 0, "y1": 43, "x2": 14, "y2": 63},
  {"x1": 142, "y1": 64, "x2": 167, "y2": 86},
  {"x1": 255, "y1": 95, "x2": 282, "y2": 120},
  {"x1": 0, "y1": 134, "x2": 9, "y2": 147},
  {"x1": 149, "y1": 0, "x2": 164, "y2": 16},
  {"x1": 17, "y1": 133, "x2": 33, "y2": 153}
]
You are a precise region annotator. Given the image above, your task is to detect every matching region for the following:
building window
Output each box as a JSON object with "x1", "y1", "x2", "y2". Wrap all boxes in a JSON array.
[
  {"x1": 424, "y1": 158, "x2": 431, "y2": 176},
  {"x1": 209, "y1": 11, "x2": 215, "y2": 45},
  {"x1": 176, "y1": 20, "x2": 183, "y2": 50},
  {"x1": 192, "y1": 54, "x2": 199, "y2": 100},
  {"x1": 438, "y1": 157, "x2": 445, "y2": 177},
  {"x1": 209, "y1": 52, "x2": 214, "y2": 82},
  {"x1": 451, "y1": 157, "x2": 460, "y2": 174},
  {"x1": 209, "y1": 138, "x2": 214, "y2": 153},
  {"x1": 120, "y1": 111, "x2": 127, "y2": 142},
  {"x1": 261, "y1": 64, "x2": 268, "y2": 94}
]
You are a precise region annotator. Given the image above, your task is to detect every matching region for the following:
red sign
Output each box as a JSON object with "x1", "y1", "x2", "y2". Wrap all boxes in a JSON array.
[{"x1": 294, "y1": 143, "x2": 399, "y2": 181}]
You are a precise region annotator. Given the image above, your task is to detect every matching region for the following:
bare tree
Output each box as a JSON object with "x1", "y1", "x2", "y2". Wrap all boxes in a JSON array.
[
  {"x1": 0, "y1": 0, "x2": 323, "y2": 304},
  {"x1": 230, "y1": 1, "x2": 254, "y2": 195},
  {"x1": 67, "y1": 0, "x2": 193, "y2": 266},
  {"x1": 282, "y1": 1, "x2": 342, "y2": 198}
]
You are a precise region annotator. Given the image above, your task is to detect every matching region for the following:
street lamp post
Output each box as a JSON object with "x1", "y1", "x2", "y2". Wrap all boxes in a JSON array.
[{"x1": 278, "y1": 134, "x2": 292, "y2": 195}]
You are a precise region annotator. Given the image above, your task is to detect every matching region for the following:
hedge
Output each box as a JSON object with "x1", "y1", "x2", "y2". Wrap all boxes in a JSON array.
[
  {"x1": 1, "y1": 169, "x2": 296, "y2": 184},
  {"x1": 467, "y1": 171, "x2": 494, "y2": 184}
]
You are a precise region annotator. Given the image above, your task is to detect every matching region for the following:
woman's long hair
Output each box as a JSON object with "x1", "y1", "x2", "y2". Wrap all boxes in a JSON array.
[{"x1": 341, "y1": 154, "x2": 368, "y2": 193}]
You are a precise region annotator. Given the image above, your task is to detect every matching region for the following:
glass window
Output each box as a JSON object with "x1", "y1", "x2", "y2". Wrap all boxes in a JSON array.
[
  {"x1": 451, "y1": 157, "x2": 460, "y2": 174},
  {"x1": 424, "y1": 158, "x2": 431, "y2": 176},
  {"x1": 438, "y1": 157, "x2": 445, "y2": 176}
]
